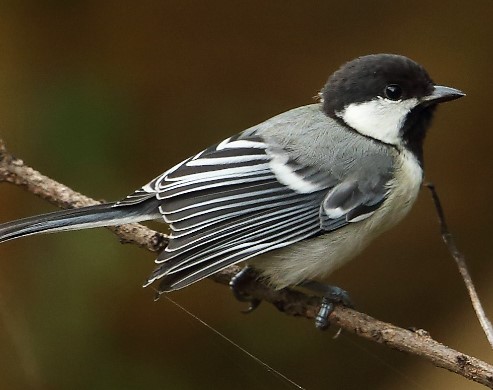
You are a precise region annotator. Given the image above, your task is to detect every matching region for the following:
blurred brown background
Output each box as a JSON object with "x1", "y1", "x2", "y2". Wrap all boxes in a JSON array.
[{"x1": 0, "y1": 1, "x2": 492, "y2": 389}]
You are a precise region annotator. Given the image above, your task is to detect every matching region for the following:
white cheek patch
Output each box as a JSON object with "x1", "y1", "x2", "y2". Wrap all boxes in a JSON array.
[{"x1": 336, "y1": 97, "x2": 419, "y2": 145}]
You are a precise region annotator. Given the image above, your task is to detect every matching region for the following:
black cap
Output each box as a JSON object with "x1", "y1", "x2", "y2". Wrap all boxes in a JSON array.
[{"x1": 321, "y1": 54, "x2": 435, "y2": 117}]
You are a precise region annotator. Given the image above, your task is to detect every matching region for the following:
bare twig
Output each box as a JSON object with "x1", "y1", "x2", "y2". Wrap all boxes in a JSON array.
[
  {"x1": 426, "y1": 183, "x2": 493, "y2": 348},
  {"x1": 1, "y1": 139, "x2": 493, "y2": 388}
]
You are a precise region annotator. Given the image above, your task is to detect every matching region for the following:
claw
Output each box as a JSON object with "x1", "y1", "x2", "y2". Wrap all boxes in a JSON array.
[
  {"x1": 241, "y1": 298, "x2": 261, "y2": 314},
  {"x1": 229, "y1": 266, "x2": 262, "y2": 313}
]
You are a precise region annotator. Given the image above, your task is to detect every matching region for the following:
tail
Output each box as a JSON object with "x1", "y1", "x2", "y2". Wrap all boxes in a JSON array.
[{"x1": 0, "y1": 199, "x2": 161, "y2": 243}]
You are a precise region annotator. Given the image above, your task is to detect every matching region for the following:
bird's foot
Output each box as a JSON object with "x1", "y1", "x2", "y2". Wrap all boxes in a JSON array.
[
  {"x1": 299, "y1": 280, "x2": 353, "y2": 330},
  {"x1": 229, "y1": 266, "x2": 262, "y2": 313}
]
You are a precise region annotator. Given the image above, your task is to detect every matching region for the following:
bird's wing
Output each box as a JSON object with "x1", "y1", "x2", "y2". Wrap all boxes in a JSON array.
[
  {"x1": 319, "y1": 176, "x2": 390, "y2": 230},
  {"x1": 130, "y1": 132, "x2": 393, "y2": 292}
]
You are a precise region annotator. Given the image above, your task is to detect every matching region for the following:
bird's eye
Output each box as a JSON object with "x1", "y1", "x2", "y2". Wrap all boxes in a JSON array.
[{"x1": 384, "y1": 84, "x2": 403, "y2": 101}]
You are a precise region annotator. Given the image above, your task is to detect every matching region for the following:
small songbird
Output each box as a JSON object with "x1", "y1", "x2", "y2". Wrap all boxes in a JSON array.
[{"x1": 0, "y1": 54, "x2": 464, "y2": 324}]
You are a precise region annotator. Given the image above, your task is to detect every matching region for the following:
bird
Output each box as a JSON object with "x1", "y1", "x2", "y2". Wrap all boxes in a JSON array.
[{"x1": 0, "y1": 54, "x2": 464, "y2": 325}]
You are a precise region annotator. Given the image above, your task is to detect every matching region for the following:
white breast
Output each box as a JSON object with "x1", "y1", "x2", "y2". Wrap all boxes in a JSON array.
[{"x1": 251, "y1": 150, "x2": 423, "y2": 289}]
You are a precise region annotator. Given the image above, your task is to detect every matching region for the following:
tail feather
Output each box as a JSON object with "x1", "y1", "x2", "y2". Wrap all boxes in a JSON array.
[{"x1": 0, "y1": 199, "x2": 161, "y2": 243}]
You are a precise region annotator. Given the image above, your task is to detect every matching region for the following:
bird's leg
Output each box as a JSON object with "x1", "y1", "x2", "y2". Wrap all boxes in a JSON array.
[
  {"x1": 229, "y1": 266, "x2": 262, "y2": 313},
  {"x1": 299, "y1": 280, "x2": 354, "y2": 330}
]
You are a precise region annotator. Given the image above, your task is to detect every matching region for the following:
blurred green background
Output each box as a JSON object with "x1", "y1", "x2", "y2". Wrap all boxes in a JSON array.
[{"x1": 0, "y1": 1, "x2": 492, "y2": 389}]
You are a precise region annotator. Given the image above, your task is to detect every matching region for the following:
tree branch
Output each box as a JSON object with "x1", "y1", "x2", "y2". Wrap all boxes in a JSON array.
[
  {"x1": 1, "y1": 139, "x2": 492, "y2": 388},
  {"x1": 426, "y1": 183, "x2": 493, "y2": 348}
]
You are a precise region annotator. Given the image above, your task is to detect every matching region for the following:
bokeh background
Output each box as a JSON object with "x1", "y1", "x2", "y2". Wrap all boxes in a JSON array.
[{"x1": 0, "y1": 1, "x2": 492, "y2": 389}]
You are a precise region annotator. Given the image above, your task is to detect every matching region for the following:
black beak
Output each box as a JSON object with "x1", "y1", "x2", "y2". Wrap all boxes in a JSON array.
[{"x1": 421, "y1": 85, "x2": 465, "y2": 106}]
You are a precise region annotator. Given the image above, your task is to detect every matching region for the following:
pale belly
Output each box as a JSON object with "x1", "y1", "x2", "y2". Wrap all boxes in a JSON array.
[{"x1": 250, "y1": 150, "x2": 423, "y2": 289}]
